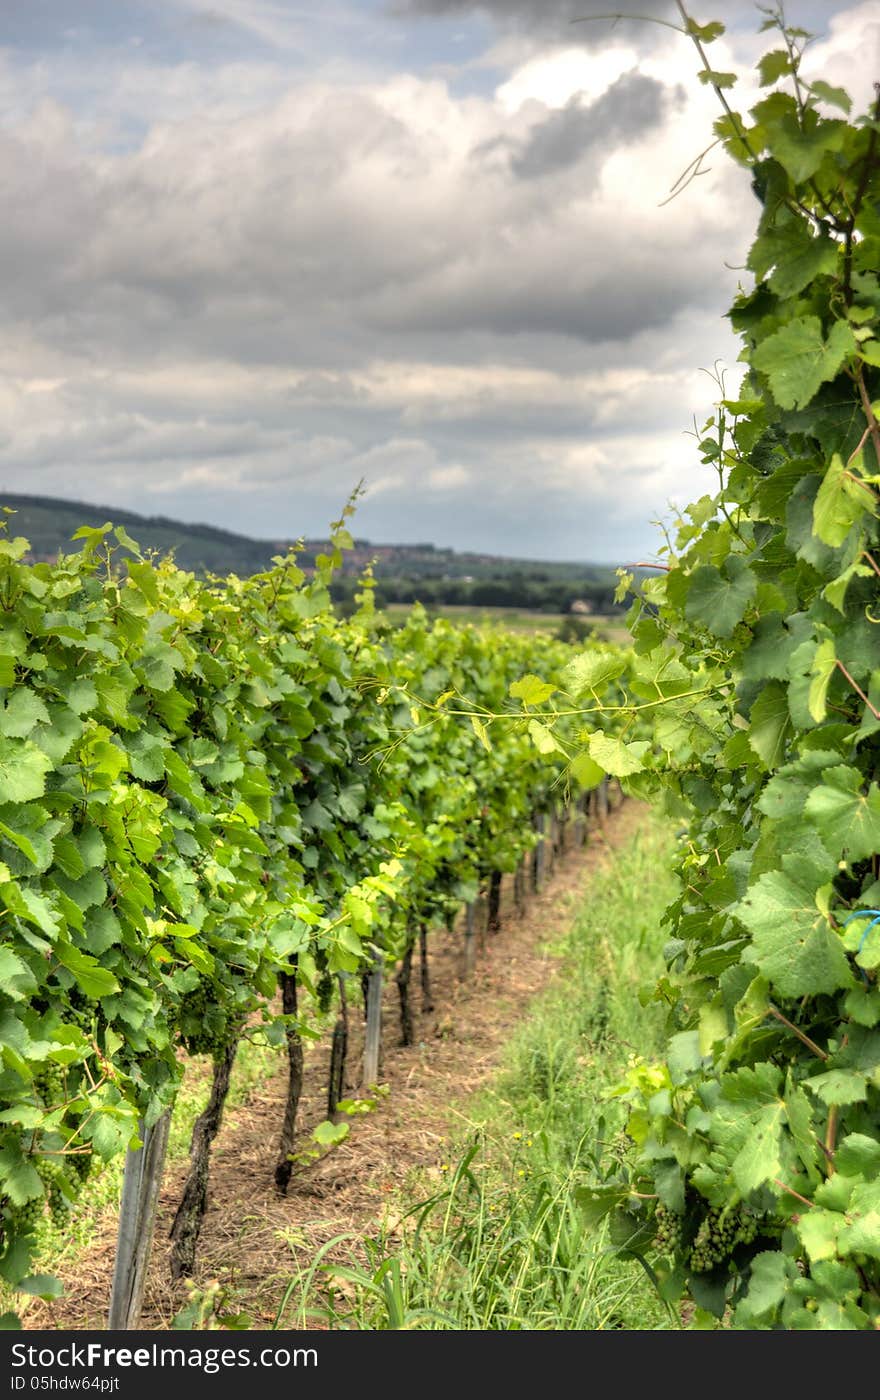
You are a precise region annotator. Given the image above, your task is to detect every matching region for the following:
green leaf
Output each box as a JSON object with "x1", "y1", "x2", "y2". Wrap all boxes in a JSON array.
[
  {"x1": 18, "y1": 1274, "x2": 64, "y2": 1300},
  {"x1": 796, "y1": 1209, "x2": 842, "y2": 1264},
  {"x1": 64, "y1": 680, "x2": 98, "y2": 715},
  {"x1": 737, "y1": 866, "x2": 853, "y2": 998},
  {"x1": 736, "y1": 1252, "x2": 796, "y2": 1325},
  {"x1": 509, "y1": 674, "x2": 556, "y2": 705},
  {"x1": 527, "y1": 719, "x2": 559, "y2": 755},
  {"x1": 836, "y1": 1134, "x2": 880, "y2": 1178},
  {"x1": 757, "y1": 49, "x2": 793, "y2": 86},
  {"x1": 312, "y1": 1119, "x2": 350, "y2": 1147},
  {"x1": 698, "y1": 69, "x2": 737, "y2": 89},
  {"x1": 470, "y1": 714, "x2": 491, "y2": 752},
  {"x1": 764, "y1": 229, "x2": 838, "y2": 300},
  {"x1": 54, "y1": 943, "x2": 120, "y2": 999},
  {"x1": 559, "y1": 649, "x2": 624, "y2": 696},
  {"x1": 569, "y1": 751, "x2": 604, "y2": 789},
  {"x1": 0, "y1": 691, "x2": 50, "y2": 739},
  {"x1": 84, "y1": 907, "x2": 122, "y2": 955},
  {"x1": 686, "y1": 19, "x2": 724, "y2": 42},
  {"x1": 126, "y1": 561, "x2": 160, "y2": 605},
  {"x1": 813, "y1": 452, "x2": 872, "y2": 548},
  {"x1": 804, "y1": 1069, "x2": 867, "y2": 1106},
  {"x1": 754, "y1": 101, "x2": 846, "y2": 182},
  {"x1": 0, "y1": 1147, "x2": 43, "y2": 1205},
  {"x1": 804, "y1": 768, "x2": 880, "y2": 862},
  {"x1": 807, "y1": 80, "x2": 851, "y2": 113},
  {"x1": 752, "y1": 316, "x2": 856, "y2": 411},
  {"x1": 136, "y1": 642, "x2": 183, "y2": 693},
  {"x1": 126, "y1": 731, "x2": 167, "y2": 782},
  {"x1": 113, "y1": 525, "x2": 142, "y2": 557},
  {"x1": 587, "y1": 732, "x2": 649, "y2": 778},
  {"x1": 685, "y1": 556, "x2": 756, "y2": 637},
  {"x1": 807, "y1": 638, "x2": 837, "y2": 723},
  {"x1": 0, "y1": 819, "x2": 39, "y2": 868},
  {"x1": 0, "y1": 948, "x2": 35, "y2": 1000},
  {"x1": 748, "y1": 682, "x2": 792, "y2": 769},
  {"x1": 0, "y1": 738, "x2": 52, "y2": 804}
]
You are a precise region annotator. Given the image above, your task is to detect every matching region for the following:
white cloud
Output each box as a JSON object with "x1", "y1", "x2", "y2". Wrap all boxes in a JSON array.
[{"x1": 0, "y1": 2, "x2": 871, "y2": 558}]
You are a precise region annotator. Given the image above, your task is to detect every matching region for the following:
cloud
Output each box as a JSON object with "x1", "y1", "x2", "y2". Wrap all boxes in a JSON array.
[
  {"x1": 0, "y1": 1, "x2": 869, "y2": 560},
  {"x1": 479, "y1": 70, "x2": 674, "y2": 179},
  {"x1": 392, "y1": 0, "x2": 676, "y2": 35}
]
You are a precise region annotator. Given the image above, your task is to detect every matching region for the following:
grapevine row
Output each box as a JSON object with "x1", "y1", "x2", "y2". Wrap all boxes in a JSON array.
[{"x1": 0, "y1": 509, "x2": 628, "y2": 1319}]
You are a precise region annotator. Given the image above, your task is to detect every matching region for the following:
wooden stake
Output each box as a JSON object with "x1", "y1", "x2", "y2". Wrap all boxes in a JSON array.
[
  {"x1": 362, "y1": 951, "x2": 383, "y2": 1086},
  {"x1": 108, "y1": 1109, "x2": 171, "y2": 1330},
  {"x1": 463, "y1": 901, "x2": 477, "y2": 977}
]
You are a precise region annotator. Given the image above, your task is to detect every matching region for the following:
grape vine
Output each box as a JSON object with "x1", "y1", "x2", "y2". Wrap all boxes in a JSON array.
[
  {"x1": 522, "y1": 3, "x2": 880, "y2": 1330},
  {"x1": 0, "y1": 503, "x2": 621, "y2": 1310}
]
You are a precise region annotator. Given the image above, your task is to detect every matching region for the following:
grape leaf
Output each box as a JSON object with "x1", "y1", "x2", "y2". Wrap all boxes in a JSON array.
[
  {"x1": 804, "y1": 767, "x2": 880, "y2": 862},
  {"x1": 0, "y1": 739, "x2": 52, "y2": 804},
  {"x1": 685, "y1": 556, "x2": 756, "y2": 637},
  {"x1": 752, "y1": 316, "x2": 856, "y2": 410},
  {"x1": 509, "y1": 674, "x2": 556, "y2": 705},
  {"x1": 737, "y1": 866, "x2": 853, "y2": 997}
]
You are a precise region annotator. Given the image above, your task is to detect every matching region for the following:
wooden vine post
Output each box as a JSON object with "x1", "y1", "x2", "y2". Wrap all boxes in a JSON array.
[
  {"x1": 463, "y1": 899, "x2": 477, "y2": 977},
  {"x1": 107, "y1": 1110, "x2": 172, "y2": 1330},
  {"x1": 362, "y1": 949, "x2": 384, "y2": 1086},
  {"x1": 327, "y1": 974, "x2": 350, "y2": 1118},
  {"x1": 419, "y1": 922, "x2": 433, "y2": 1012}
]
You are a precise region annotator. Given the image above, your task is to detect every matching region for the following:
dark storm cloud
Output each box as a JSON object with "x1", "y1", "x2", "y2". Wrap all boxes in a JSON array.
[{"x1": 504, "y1": 71, "x2": 671, "y2": 179}]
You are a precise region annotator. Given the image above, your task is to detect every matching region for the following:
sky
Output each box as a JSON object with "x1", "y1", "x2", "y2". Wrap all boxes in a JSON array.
[{"x1": 0, "y1": 0, "x2": 877, "y2": 562}]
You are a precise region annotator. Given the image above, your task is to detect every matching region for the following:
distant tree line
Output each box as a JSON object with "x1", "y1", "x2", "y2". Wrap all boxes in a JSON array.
[{"x1": 329, "y1": 574, "x2": 623, "y2": 614}]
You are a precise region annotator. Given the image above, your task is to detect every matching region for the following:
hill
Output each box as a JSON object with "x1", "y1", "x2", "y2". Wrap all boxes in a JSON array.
[{"x1": 1, "y1": 493, "x2": 630, "y2": 613}]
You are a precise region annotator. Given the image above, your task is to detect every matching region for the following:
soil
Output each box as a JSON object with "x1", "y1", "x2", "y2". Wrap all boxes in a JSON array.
[{"x1": 30, "y1": 796, "x2": 645, "y2": 1330}]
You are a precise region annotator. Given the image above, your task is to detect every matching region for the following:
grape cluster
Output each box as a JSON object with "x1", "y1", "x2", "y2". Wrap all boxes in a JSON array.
[
  {"x1": 653, "y1": 1202, "x2": 683, "y2": 1254},
  {"x1": 36, "y1": 1157, "x2": 71, "y2": 1227},
  {"x1": 3, "y1": 1191, "x2": 46, "y2": 1241},
  {"x1": 176, "y1": 979, "x2": 232, "y2": 1056},
  {"x1": 689, "y1": 1205, "x2": 758, "y2": 1273},
  {"x1": 32, "y1": 1063, "x2": 64, "y2": 1106},
  {"x1": 69, "y1": 1151, "x2": 93, "y2": 1185},
  {"x1": 316, "y1": 969, "x2": 334, "y2": 1016}
]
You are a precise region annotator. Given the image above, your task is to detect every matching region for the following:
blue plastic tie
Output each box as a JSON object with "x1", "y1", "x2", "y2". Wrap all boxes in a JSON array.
[{"x1": 842, "y1": 909, "x2": 880, "y2": 985}]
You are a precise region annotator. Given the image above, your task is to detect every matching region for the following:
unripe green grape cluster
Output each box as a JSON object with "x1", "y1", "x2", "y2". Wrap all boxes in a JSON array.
[
  {"x1": 689, "y1": 1205, "x2": 758, "y2": 1273},
  {"x1": 653, "y1": 1201, "x2": 683, "y2": 1254},
  {"x1": 32, "y1": 1063, "x2": 64, "y2": 1106},
  {"x1": 3, "y1": 1192, "x2": 46, "y2": 1240},
  {"x1": 69, "y1": 1151, "x2": 93, "y2": 1184},
  {"x1": 36, "y1": 1158, "x2": 70, "y2": 1227},
  {"x1": 176, "y1": 979, "x2": 232, "y2": 1057}
]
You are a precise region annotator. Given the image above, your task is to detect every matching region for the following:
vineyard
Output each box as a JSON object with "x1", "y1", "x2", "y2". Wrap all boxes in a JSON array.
[
  {"x1": 0, "y1": 500, "x2": 633, "y2": 1328},
  {"x1": 1, "y1": 2, "x2": 880, "y2": 1335}
]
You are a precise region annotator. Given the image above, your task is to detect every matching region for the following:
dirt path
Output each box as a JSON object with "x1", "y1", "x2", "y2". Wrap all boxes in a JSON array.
[{"x1": 36, "y1": 798, "x2": 645, "y2": 1330}]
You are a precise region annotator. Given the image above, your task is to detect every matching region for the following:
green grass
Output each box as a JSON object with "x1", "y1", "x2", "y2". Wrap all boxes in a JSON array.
[{"x1": 276, "y1": 809, "x2": 681, "y2": 1331}]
